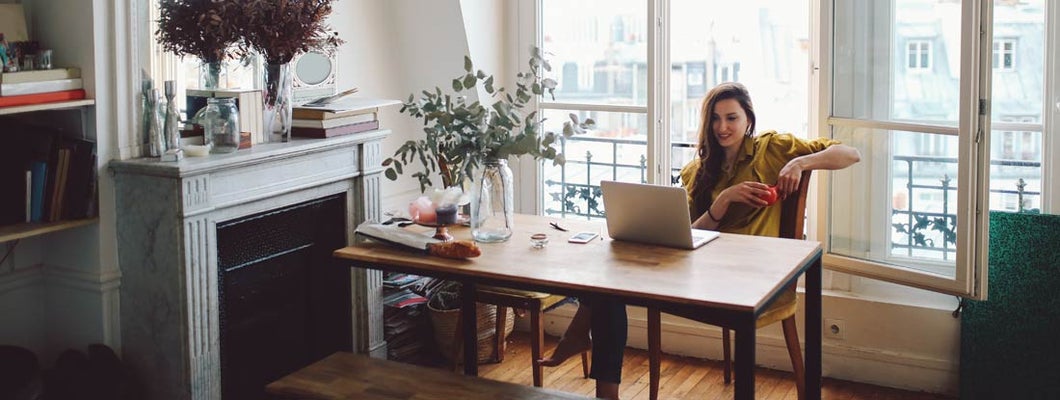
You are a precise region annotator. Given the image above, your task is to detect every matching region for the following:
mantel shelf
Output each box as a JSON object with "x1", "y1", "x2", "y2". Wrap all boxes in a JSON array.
[
  {"x1": 0, "y1": 99, "x2": 96, "y2": 116},
  {"x1": 0, "y1": 219, "x2": 97, "y2": 243}
]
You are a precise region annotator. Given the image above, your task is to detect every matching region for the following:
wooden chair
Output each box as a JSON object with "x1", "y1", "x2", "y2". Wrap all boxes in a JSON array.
[
  {"x1": 647, "y1": 170, "x2": 813, "y2": 400},
  {"x1": 449, "y1": 287, "x2": 590, "y2": 387}
]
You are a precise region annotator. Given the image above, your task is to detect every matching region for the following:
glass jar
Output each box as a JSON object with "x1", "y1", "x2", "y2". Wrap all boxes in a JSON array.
[
  {"x1": 203, "y1": 97, "x2": 240, "y2": 154},
  {"x1": 470, "y1": 158, "x2": 514, "y2": 242}
]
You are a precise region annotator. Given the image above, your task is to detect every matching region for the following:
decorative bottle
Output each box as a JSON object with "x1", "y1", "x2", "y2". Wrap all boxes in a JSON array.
[
  {"x1": 163, "y1": 80, "x2": 181, "y2": 151},
  {"x1": 470, "y1": 158, "x2": 514, "y2": 242},
  {"x1": 147, "y1": 89, "x2": 166, "y2": 157},
  {"x1": 203, "y1": 97, "x2": 240, "y2": 154}
]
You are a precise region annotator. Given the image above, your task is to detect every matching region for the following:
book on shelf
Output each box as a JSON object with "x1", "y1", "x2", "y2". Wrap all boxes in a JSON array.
[
  {"x1": 1, "y1": 78, "x2": 83, "y2": 96},
  {"x1": 49, "y1": 148, "x2": 71, "y2": 222},
  {"x1": 185, "y1": 88, "x2": 264, "y2": 145},
  {"x1": 292, "y1": 97, "x2": 400, "y2": 120},
  {"x1": 28, "y1": 161, "x2": 47, "y2": 223},
  {"x1": 0, "y1": 68, "x2": 81, "y2": 84},
  {"x1": 60, "y1": 138, "x2": 97, "y2": 220},
  {"x1": 0, "y1": 89, "x2": 86, "y2": 108},
  {"x1": 291, "y1": 112, "x2": 376, "y2": 129},
  {"x1": 291, "y1": 120, "x2": 379, "y2": 139}
]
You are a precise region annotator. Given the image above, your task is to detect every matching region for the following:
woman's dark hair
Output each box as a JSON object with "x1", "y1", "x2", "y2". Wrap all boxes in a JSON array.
[{"x1": 690, "y1": 82, "x2": 756, "y2": 219}]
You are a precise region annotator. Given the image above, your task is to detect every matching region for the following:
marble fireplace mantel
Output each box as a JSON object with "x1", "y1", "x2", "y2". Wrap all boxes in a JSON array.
[{"x1": 111, "y1": 132, "x2": 390, "y2": 400}]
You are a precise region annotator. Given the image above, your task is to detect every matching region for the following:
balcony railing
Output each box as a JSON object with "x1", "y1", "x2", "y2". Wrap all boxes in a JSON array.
[{"x1": 543, "y1": 136, "x2": 1042, "y2": 261}]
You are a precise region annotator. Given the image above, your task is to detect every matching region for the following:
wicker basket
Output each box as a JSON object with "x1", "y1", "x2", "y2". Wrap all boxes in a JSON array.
[{"x1": 428, "y1": 302, "x2": 515, "y2": 364}]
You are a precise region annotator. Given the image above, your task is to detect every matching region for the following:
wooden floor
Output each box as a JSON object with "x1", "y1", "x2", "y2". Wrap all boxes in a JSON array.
[{"x1": 471, "y1": 331, "x2": 954, "y2": 400}]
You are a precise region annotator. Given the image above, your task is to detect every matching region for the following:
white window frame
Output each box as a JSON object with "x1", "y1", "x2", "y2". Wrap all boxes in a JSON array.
[{"x1": 516, "y1": 0, "x2": 1057, "y2": 299}]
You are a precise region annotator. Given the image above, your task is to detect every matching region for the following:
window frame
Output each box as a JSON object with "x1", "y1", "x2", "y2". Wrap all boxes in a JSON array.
[{"x1": 516, "y1": 0, "x2": 1057, "y2": 299}]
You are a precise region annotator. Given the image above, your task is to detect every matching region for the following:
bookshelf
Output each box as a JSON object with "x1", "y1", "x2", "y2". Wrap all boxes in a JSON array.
[
  {"x1": 0, "y1": 100, "x2": 98, "y2": 242},
  {"x1": 0, "y1": 218, "x2": 96, "y2": 243}
]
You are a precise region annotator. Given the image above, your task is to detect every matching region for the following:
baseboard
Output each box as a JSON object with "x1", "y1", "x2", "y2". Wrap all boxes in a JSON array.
[
  {"x1": 0, "y1": 264, "x2": 45, "y2": 292},
  {"x1": 0, "y1": 265, "x2": 124, "y2": 362}
]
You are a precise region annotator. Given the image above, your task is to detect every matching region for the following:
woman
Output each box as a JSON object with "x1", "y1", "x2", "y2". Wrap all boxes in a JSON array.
[
  {"x1": 539, "y1": 82, "x2": 860, "y2": 398},
  {"x1": 683, "y1": 81, "x2": 860, "y2": 233}
]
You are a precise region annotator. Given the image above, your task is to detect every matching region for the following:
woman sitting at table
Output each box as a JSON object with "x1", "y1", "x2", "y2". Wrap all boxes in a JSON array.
[{"x1": 538, "y1": 81, "x2": 861, "y2": 398}]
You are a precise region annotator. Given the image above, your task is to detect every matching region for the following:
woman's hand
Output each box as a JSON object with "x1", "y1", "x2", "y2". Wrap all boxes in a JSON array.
[
  {"x1": 719, "y1": 181, "x2": 773, "y2": 208},
  {"x1": 776, "y1": 159, "x2": 806, "y2": 200}
]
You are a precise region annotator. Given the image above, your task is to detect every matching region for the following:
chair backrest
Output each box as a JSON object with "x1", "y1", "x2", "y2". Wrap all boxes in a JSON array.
[{"x1": 778, "y1": 170, "x2": 813, "y2": 240}]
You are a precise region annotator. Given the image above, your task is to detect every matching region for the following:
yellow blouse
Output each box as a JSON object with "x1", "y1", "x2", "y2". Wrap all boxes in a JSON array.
[{"x1": 679, "y1": 130, "x2": 839, "y2": 238}]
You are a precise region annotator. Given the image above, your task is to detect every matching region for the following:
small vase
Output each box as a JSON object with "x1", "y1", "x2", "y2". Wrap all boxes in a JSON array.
[
  {"x1": 263, "y1": 63, "x2": 293, "y2": 142},
  {"x1": 200, "y1": 60, "x2": 224, "y2": 89},
  {"x1": 471, "y1": 159, "x2": 514, "y2": 242}
]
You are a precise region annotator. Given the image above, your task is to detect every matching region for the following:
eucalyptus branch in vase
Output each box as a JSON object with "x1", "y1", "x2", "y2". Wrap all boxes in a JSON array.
[{"x1": 382, "y1": 47, "x2": 595, "y2": 193}]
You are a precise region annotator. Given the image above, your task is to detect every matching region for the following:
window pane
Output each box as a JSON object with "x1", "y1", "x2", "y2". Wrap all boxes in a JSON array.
[
  {"x1": 541, "y1": 0, "x2": 647, "y2": 106},
  {"x1": 540, "y1": 109, "x2": 648, "y2": 219},
  {"x1": 668, "y1": 0, "x2": 810, "y2": 188},
  {"x1": 829, "y1": 126, "x2": 957, "y2": 278},
  {"x1": 670, "y1": 0, "x2": 810, "y2": 145},
  {"x1": 833, "y1": 0, "x2": 961, "y2": 124},
  {"x1": 990, "y1": 0, "x2": 1043, "y2": 213}
]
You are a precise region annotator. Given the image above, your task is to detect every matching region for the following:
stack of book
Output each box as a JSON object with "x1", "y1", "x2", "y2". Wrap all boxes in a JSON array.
[
  {"x1": 0, "y1": 68, "x2": 86, "y2": 107},
  {"x1": 382, "y1": 272, "x2": 432, "y2": 363},
  {"x1": 291, "y1": 97, "x2": 400, "y2": 138}
]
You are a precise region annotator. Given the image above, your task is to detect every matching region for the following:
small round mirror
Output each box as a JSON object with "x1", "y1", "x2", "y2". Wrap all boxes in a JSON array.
[{"x1": 295, "y1": 52, "x2": 332, "y2": 86}]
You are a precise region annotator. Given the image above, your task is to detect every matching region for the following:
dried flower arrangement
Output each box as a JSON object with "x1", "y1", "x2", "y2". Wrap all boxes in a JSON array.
[
  {"x1": 155, "y1": 0, "x2": 242, "y2": 63},
  {"x1": 234, "y1": 0, "x2": 344, "y2": 65}
]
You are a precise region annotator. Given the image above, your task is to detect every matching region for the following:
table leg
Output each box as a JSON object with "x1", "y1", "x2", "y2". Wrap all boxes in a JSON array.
[
  {"x1": 461, "y1": 282, "x2": 478, "y2": 376},
  {"x1": 734, "y1": 318, "x2": 756, "y2": 400},
  {"x1": 805, "y1": 254, "x2": 823, "y2": 399}
]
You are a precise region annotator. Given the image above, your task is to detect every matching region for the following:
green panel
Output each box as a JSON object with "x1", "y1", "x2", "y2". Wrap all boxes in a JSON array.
[{"x1": 960, "y1": 211, "x2": 1060, "y2": 399}]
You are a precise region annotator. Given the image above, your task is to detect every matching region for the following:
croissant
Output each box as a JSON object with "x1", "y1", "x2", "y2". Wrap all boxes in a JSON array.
[{"x1": 427, "y1": 240, "x2": 482, "y2": 259}]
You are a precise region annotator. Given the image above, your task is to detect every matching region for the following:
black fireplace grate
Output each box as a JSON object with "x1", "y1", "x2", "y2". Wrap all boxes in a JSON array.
[{"x1": 216, "y1": 195, "x2": 342, "y2": 271}]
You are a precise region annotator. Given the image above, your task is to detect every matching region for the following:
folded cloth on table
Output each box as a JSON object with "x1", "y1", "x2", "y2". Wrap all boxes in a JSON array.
[{"x1": 355, "y1": 221, "x2": 481, "y2": 259}]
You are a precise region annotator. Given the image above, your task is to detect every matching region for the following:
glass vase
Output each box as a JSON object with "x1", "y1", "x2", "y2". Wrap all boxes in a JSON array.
[
  {"x1": 470, "y1": 159, "x2": 514, "y2": 242},
  {"x1": 200, "y1": 60, "x2": 223, "y2": 89},
  {"x1": 203, "y1": 97, "x2": 240, "y2": 154},
  {"x1": 263, "y1": 62, "x2": 293, "y2": 142}
]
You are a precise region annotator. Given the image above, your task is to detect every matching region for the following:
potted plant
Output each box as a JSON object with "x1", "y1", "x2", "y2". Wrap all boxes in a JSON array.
[{"x1": 382, "y1": 47, "x2": 593, "y2": 241}]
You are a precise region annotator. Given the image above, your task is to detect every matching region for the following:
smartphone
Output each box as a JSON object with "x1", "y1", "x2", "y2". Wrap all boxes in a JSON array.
[{"x1": 568, "y1": 231, "x2": 599, "y2": 243}]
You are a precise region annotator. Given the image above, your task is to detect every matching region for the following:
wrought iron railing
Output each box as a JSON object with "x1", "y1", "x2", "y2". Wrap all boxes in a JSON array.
[{"x1": 543, "y1": 136, "x2": 1042, "y2": 261}]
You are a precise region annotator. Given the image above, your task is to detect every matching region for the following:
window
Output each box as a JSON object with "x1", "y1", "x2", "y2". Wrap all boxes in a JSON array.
[
  {"x1": 145, "y1": 1, "x2": 260, "y2": 121},
  {"x1": 522, "y1": 0, "x2": 1056, "y2": 298},
  {"x1": 824, "y1": 0, "x2": 1051, "y2": 298},
  {"x1": 906, "y1": 40, "x2": 932, "y2": 71},
  {"x1": 532, "y1": 0, "x2": 809, "y2": 219},
  {"x1": 993, "y1": 39, "x2": 1016, "y2": 70}
]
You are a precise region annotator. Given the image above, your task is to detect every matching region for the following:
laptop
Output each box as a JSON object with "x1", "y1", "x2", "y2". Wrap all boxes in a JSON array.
[{"x1": 600, "y1": 180, "x2": 721, "y2": 249}]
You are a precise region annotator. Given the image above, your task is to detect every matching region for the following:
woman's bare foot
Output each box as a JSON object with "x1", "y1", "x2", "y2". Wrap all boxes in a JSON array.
[{"x1": 537, "y1": 334, "x2": 591, "y2": 367}]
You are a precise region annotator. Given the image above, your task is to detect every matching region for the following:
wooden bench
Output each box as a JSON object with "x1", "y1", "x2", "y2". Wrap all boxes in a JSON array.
[{"x1": 266, "y1": 352, "x2": 596, "y2": 400}]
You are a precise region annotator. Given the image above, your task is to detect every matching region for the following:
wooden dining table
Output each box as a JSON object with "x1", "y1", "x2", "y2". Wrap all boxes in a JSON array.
[{"x1": 333, "y1": 213, "x2": 823, "y2": 400}]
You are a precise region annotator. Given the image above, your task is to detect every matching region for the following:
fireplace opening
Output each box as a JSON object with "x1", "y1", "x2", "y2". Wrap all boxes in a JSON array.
[{"x1": 217, "y1": 194, "x2": 351, "y2": 399}]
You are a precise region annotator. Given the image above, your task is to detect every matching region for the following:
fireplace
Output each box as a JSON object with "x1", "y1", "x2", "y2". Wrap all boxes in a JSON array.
[
  {"x1": 111, "y1": 133, "x2": 390, "y2": 400},
  {"x1": 217, "y1": 194, "x2": 349, "y2": 399}
]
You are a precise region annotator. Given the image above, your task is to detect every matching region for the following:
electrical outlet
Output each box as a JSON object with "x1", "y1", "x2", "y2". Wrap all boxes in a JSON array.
[{"x1": 824, "y1": 318, "x2": 845, "y2": 340}]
